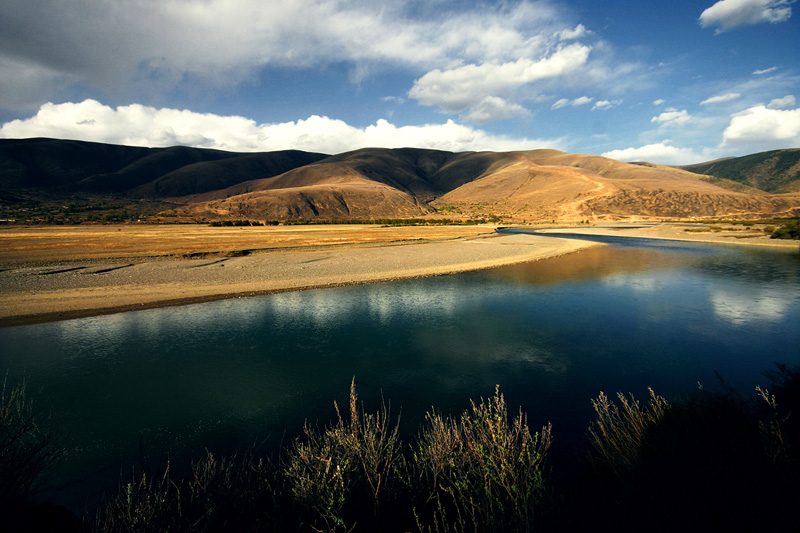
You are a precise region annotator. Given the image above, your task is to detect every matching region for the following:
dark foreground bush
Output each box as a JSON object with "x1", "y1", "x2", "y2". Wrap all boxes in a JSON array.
[
  {"x1": 95, "y1": 451, "x2": 278, "y2": 532},
  {"x1": 1, "y1": 379, "x2": 66, "y2": 531},
  {"x1": 4, "y1": 365, "x2": 799, "y2": 532},
  {"x1": 574, "y1": 370, "x2": 800, "y2": 532},
  {"x1": 93, "y1": 381, "x2": 553, "y2": 532},
  {"x1": 412, "y1": 386, "x2": 552, "y2": 532},
  {"x1": 284, "y1": 378, "x2": 405, "y2": 532}
]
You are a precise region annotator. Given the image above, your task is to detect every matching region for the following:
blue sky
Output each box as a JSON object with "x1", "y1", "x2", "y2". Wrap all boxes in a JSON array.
[{"x1": 0, "y1": 0, "x2": 798, "y2": 163}]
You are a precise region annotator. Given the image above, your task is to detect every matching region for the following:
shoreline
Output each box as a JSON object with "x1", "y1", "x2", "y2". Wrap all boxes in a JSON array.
[
  {"x1": 529, "y1": 223, "x2": 800, "y2": 249},
  {"x1": 2, "y1": 223, "x2": 797, "y2": 327},
  {"x1": 0, "y1": 231, "x2": 600, "y2": 327}
]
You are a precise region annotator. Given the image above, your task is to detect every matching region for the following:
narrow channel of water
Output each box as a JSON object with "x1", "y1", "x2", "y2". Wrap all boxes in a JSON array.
[{"x1": 1, "y1": 234, "x2": 798, "y2": 512}]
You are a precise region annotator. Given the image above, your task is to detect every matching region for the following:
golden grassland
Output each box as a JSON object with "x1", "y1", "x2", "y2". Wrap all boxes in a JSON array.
[{"x1": 0, "y1": 224, "x2": 497, "y2": 265}]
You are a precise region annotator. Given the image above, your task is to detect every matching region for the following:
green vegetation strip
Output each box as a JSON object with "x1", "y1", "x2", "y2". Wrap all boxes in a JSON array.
[{"x1": 684, "y1": 217, "x2": 800, "y2": 239}]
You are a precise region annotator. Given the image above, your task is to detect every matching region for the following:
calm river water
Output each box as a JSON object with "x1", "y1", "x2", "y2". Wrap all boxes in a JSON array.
[{"x1": 1, "y1": 233, "x2": 799, "y2": 511}]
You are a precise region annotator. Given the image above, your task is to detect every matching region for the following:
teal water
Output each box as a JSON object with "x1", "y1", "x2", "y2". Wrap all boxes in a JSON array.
[{"x1": 1, "y1": 235, "x2": 799, "y2": 510}]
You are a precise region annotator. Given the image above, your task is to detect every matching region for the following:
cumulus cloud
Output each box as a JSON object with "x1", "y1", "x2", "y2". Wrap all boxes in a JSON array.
[
  {"x1": 0, "y1": 99, "x2": 562, "y2": 154},
  {"x1": 701, "y1": 93, "x2": 741, "y2": 105},
  {"x1": 699, "y1": 0, "x2": 793, "y2": 33},
  {"x1": 721, "y1": 104, "x2": 800, "y2": 149},
  {"x1": 409, "y1": 43, "x2": 592, "y2": 113},
  {"x1": 651, "y1": 109, "x2": 692, "y2": 127},
  {"x1": 653, "y1": 99, "x2": 666, "y2": 105},
  {"x1": 602, "y1": 142, "x2": 706, "y2": 165},
  {"x1": 767, "y1": 94, "x2": 796, "y2": 108}
]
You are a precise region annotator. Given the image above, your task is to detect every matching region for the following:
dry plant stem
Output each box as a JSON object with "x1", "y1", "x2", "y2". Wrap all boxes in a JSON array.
[
  {"x1": 588, "y1": 387, "x2": 670, "y2": 478},
  {"x1": 756, "y1": 386, "x2": 789, "y2": 463},
  {"x1": 414, "y1": 385, "x2": 552, "y2": 532},
  {"x1": 285, "y1": 378, "x2": 403, "y2": 532}
]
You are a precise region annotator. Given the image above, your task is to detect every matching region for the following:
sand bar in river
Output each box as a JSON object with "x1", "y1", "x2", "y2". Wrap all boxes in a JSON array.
[{"x1": 0, "y1": 225, "x2": 598, "y2": 326}]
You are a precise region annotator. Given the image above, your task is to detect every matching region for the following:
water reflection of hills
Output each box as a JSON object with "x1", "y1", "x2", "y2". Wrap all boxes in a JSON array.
[{"x1": 485, "y1": 245, "x2": 698, "y2": 285}]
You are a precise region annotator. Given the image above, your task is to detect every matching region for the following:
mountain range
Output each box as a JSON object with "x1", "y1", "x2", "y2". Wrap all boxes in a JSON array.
[{"x1": 2, "y1": 138, "x2": 799, "y2": 222}]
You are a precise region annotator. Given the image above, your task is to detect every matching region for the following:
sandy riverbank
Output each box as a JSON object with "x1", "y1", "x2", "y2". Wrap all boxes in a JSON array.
[
  {"x1": 0, "y1": 225, "x2": 599, "y2": 326},
  {"x1": 2, "y1": 223, "x2": 796, "y2": 326}
]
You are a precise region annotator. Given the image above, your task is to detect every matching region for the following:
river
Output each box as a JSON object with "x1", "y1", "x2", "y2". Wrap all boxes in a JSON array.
[{"x1": 1, "y1": 232, "x2": 798, "y2": 512}]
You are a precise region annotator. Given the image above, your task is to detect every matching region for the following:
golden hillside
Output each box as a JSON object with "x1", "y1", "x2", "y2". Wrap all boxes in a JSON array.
[{"x1": 176, "y1": 148, "x2": 800, "y2": 222}]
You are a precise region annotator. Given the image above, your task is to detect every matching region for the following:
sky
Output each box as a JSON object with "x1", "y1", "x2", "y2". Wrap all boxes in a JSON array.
[{"x1": 0, "y1": 0, "x2": 798, "y2": 164}]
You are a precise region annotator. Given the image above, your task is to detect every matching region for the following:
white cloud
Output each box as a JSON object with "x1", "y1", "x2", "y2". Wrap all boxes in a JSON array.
[
  {"x1": 602, "y1": 142, "x2": 706, "y2": 165},
  {"x1": 409, "y1": 43, "x2": 592, "y2": 113},
  {"x1": 551, "y1": 98, "x2": 571, "y2": 110},
  {"x1": 380, "y1": 96, "x2": 405, "y2": 104},
  {"x1": 651, "y1": 109, "x2": 692, "y2": 127},
  {"x1": 556, "y1": 24, "x2": 588, "y2": 40},
  {"x1": 0, "y1": 99, "x2": 562, "y2": 154},
  {"x1": 721, "y1": 104, "x2": 800, "y2": 149},
  {"x1": 767, "y1": 94, "x2": 796, "y2": 108},
  {"x1": 550, "y1": 95, "x2": 593, "y2": 110},
  {"x1": 699, "y1": 0, "x2": 793, "y2": 33},
  {"x1": 700, "y1": 92, "x2": 741, "y2": 105},
  {"x1": 592, "y1": 99, "x2": 622, "y2": 111},
  {"x1": 0, "y1": 1, "x2": 651, "y2": 126},
  {"x1": 0, "y1": 1, "x2": 604, "y2": 114},
  {"x1": 463, "y1": 96, "x2": 529, "y2": 123},
  {"x1": 753, "y1": 66, "x2": 779, "y2": 75},
  {"x1": 653, "y1": 99, "x2": 666, "y2": 106}
]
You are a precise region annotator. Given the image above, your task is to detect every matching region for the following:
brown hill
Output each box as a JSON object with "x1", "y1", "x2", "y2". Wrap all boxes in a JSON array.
[
  {"x1": 3, "y1": 139, "x2": 799, "y2": 222},
  {"x1": 177, "y1": 148, "x2": 800, "y2": 222}
]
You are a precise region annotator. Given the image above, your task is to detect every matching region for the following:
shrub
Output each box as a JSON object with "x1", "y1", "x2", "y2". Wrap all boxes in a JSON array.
[
  {"x1": 284, "y1": 378, "x2": 404, "y2": 532},
  {"x1": 761, "y1": 363, "x2": 800, "y2": 469},
  {"x1": 413, "y1": 385, "x2": 552, "y2": 532},
  {"x1": 95, "y1": 450, "x2": 278, "y2": 532},
  {"x1": 587, "y1": 388, "x2": 669, "y2": 478},
  {"x1": 770, "y1": 218, "x2": 800, "y2": 239},
  {"x1": 579, "y1": 381, "x2": 800, "y2": 532}
]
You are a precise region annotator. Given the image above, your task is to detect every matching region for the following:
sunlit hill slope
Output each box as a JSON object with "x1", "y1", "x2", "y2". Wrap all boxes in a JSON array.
[{"x1": 1, "y1": 138, "x2": 799, "y2": 222}]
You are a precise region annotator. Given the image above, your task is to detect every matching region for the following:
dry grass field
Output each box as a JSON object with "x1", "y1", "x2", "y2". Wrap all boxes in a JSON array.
[{"x1": 0, "y1": 224, "x2": 496, "y2": 265}]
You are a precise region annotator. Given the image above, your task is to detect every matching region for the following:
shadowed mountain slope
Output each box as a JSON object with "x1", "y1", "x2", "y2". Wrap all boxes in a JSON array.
[
  {"x1": 680, "y1": 149, "x2": 800, "y2": 193},
  {"x1": 0, "y1": 138, "x2": 327, "y2": 196}
]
